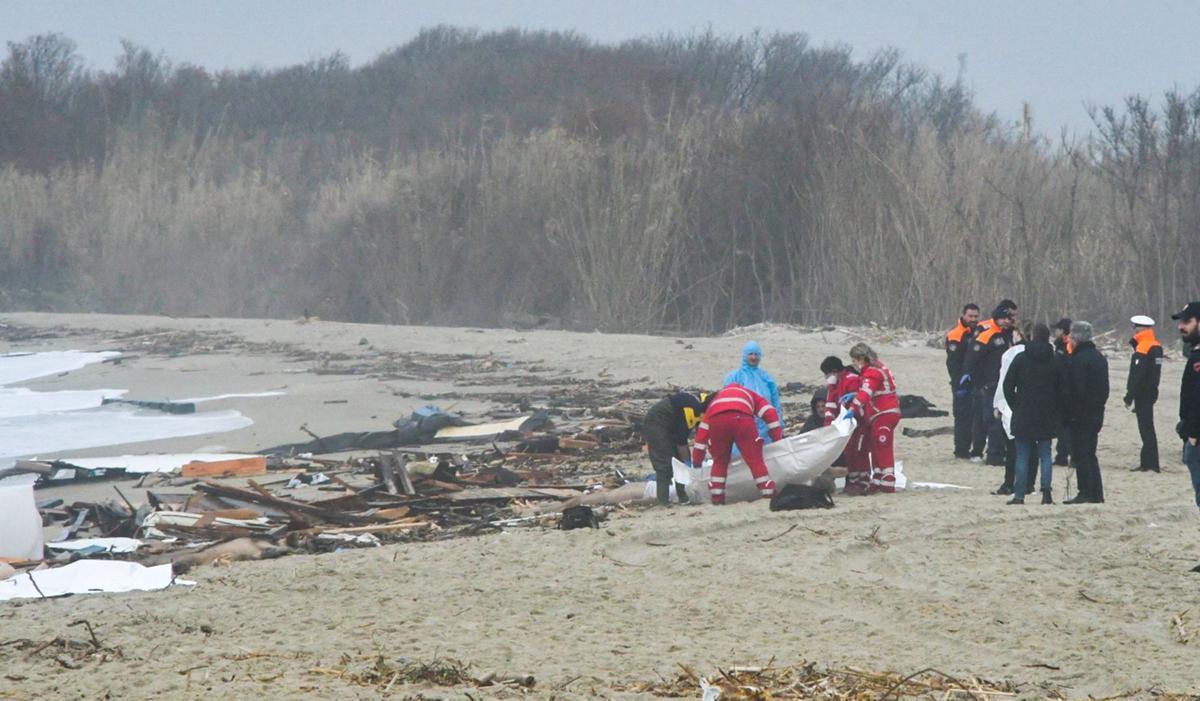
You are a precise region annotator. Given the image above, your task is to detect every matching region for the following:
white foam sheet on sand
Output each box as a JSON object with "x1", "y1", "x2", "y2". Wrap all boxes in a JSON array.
[
  {"x1": 178, "y1": 391, "x2": 285, "y2": 403},
  {"x1": 46, "y1": 537, "x2": 143, "y2": 553},
  {"x1": 0, "y1": 560, "x2": 192, "y2": 601},
  {"x1": 1, "y1": 409, "x2": 252, "y2": 465},
  {"x1": 0, "y1": 387, "x2": 126, "y2": 419},
  {"x1": 0, "y1": 474, "x2": 43, "y2": 560},
  {"x1": 57, "y1": 453, "x2": 262, "y2": 474},
  {"x1": 0, "y1": 351, "x2": 120, "y2": 386}
]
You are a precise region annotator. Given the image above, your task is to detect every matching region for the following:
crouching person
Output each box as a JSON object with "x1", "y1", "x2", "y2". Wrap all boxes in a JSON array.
[
  {"x1": 642, "y1": 391, "x2": 709, "y2": 504},
  {"x1": 691, "y1": 384, "x2": 784, "y2": 504}
]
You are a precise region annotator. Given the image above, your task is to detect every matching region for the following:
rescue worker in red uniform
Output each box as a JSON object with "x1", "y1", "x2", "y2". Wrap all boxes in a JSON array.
[
  {"x1": 845, "y1": 343, "x2": 901, "y2": 494},
  {"x1": 691, "y1": 384, "x2": 784, "y2": 504},
  {"x1": 820, "y1": 355, "x2": 869, "y2": 493}
]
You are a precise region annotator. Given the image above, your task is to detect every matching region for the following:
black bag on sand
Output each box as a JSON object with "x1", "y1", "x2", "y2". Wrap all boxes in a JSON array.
[
  {"x1": 769, "y1": 484, "x2": 835, "y2": 511},
  {"x1": 559, "y1": 505, "x2": 599, "y2": 530}
]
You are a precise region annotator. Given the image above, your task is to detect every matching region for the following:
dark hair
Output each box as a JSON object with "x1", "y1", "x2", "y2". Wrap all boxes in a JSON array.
[
  {"x1": 999, "y1": 298, "x2": 1018, "y2": 310},
  {"x1": 1032, "y1": 323, "x2": 1050, "y2": 343},
  {"x1": 1054, "y1": 317, "x2": 1072, "y2": 333},
  {"x1": 962, "y1": 303, "x2": 979, "y2": 314},
  {"x1": 819, "y1": 356, "x2": 844, "y2": 375}
]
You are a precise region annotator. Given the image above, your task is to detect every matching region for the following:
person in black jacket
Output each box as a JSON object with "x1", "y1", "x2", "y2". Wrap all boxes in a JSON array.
[
  {"x1": 1052, "y1": 317, "x2": 1073, "y2": 466},
  {"x1": 799, "y1": 387, "x2": 828, "y2": 434},
  {"x1": 1172, "y1": 302, "x2": 1200, "y2": 508},
  {"x1": 1063, "y1": 321, "x2": 1109, "y2": 504},
  {"x1": 1125, "y1": 315, "x2": 1164, "y2": 472},
  {"x1": 1003, "y1": 324, "x2": 1069, "y2": 504},
  {"x1": 642, "y1": 391, "x2": 709, "y2": 504},
  {"x1": 946, "y1": 303, "x2": 980, "y2": 458},
  {"x1": 961, "y1": 305, "x2": 1015, "y2": 464}
]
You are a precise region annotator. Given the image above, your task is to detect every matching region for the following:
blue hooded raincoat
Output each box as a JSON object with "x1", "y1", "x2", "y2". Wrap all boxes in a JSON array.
[{"x1": 723, "y1": 340, "x2": 784, "y2": 442}]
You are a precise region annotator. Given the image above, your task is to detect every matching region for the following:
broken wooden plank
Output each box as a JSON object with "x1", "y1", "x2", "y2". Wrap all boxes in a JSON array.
[
  {"x1": 181, "y1": 456, "x2": 268, "y2": 478},
  {"x1": 195, "y1": 481, "x2": 370, "y2": 526}
]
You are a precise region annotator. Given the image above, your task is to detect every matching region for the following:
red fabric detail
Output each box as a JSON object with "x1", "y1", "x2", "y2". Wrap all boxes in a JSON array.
[
  {"x1": 705, "y1": 411, "x2": 772, "y2": 501},
  {"x1": 867, "y1": 412, "x2": 900, "y2": 493},
  {"x1": 824, "y1": 369, "x2": 862, "y2": 425}
]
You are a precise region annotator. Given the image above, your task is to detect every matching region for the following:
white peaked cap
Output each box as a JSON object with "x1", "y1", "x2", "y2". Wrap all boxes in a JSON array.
[{"x1": 1130, "y1": 315, "x2": 1155, "y2": 327}]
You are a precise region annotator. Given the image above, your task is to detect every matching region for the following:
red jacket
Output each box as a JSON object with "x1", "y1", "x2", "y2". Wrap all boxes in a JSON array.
[
  {"x1": 824, "y1": 368, "x2": 861, "y2": 425},
  {"x1": 850, "y1": 361, "x2": 900, "y2": 420},
  {"x1": 692, "y1": 384, "x2": 783, "y2": 465}
]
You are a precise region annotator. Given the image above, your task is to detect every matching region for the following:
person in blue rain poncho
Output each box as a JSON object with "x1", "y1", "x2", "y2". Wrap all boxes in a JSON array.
[{"x1": 723, "y1": 340, "x2": 784, "y2": 443}]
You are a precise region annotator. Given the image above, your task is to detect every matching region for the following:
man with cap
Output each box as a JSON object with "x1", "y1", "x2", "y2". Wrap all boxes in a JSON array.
[
  {"x1": 1126, "y1": 315, "x2": 1163, "y2": 473},
  {"x1": 1063, "y1": 320, "x2": 1109, "y2": 504},
  {"x1": 1173, "y1": 302, "x2": 1200, "y2": 508},
  {"x1": 724, "y1": 340, "x2": 783, "y2": 444},
  {"x1": 1052, "y1": 318, "x2": 1073, "y2": 466},
  {"x1": 946, "y1": 303, "x2": 981, "y2": 459},
  {"x1": 960, "y1": 305, "x2": 1015, "y2": 465}
]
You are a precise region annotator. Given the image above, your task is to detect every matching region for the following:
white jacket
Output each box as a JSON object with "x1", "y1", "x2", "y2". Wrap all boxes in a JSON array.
[{"x1": 993, "y1": 345, "x2": 1026, "y2": 440}]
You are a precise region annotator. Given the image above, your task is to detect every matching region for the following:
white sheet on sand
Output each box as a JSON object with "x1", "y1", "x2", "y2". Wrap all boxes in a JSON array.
[
  {"x1": 55, "y1": 453, "x2": 262, "y2": 474},
  {"x1": 179, "y1": 391, "x2": 286, "y2": 403},
  {"x1": 1, "y1": 410, "x2": 253, "y2": 466},
  {"x1": 0, "y1": 561, "x2": 193, "y2": 601},
  {"x1": 0, "y1": 474, "x2": 43, "y2": 560},
  {"x1": 673, "y1": 416, "x2": 856, "y2": 504},
  {"x1": 0, "y1": 387, "x2": 127, "y2": 419},
  {"x1": 46, "y1": 537, "x2": 143, "y2": 554},
  {"x1": 0, "y1": 350, "x2": 120, "y2": 386}
]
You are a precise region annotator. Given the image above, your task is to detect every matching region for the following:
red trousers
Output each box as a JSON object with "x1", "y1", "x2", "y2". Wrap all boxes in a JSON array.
[
  {"x1": 858, "y1": 411, "x2": 900, "y2": 493},
  {"x1": 706, "y1": 412, "x2": 776, "y2": 504},
  {"x1": 843, "y1": 424, "x2": 871, "y2": 493}
]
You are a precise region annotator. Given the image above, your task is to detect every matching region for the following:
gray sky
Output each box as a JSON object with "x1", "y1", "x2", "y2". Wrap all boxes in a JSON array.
[{"x1": 3, "y1": 0, "x2": 1198, "y2": 136}]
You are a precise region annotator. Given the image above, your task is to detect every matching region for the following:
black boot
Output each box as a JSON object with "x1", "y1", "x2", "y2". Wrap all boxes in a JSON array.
[
  {"x1": 1006, "y1": 495, "x2": 1025, "y2": 505},
  {"x1": 1041, "y1": 490, "x2": 1053, "y2": 505}
]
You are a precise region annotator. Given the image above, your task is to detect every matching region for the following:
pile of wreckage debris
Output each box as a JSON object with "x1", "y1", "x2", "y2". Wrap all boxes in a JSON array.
[{"x1": 0, "y1": 402, "x2": 648, "y2": 599}]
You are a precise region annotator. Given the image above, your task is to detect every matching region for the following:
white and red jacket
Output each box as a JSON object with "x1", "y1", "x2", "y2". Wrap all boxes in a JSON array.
[
  {"x1": 691, "y1": 384, "x2": 783, "y2": 465},
  {"x1": 824, "y1": 368, "x2": 862, "y2": 425},
  {"x1": 849, "y1": 361, "x2": 900, "y2": 421}
]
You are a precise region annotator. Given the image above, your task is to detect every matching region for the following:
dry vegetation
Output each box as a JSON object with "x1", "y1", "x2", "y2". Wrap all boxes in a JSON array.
[{"x1": 1, "y1": 28, "x2": 1198, "y2": 332}]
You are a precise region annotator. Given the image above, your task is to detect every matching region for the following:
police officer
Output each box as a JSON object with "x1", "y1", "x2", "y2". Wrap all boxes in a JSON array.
[
  {"x1": 1172, "y1": 302, "x2": 1200, "y2": 508},
  {"x1": 1063, "y1": 321, "x2": 1109, "y2": 504},
  {"x1": 961, "y1": 305, "x2": 1015, "y2": 464},
  {"x1": 1125, "y1": 315, "x2": 1163, "y2": 473},
  {"x1": 946, "y1": 303, "x2": 980, "y2": 459},
  {"x1": 642, "y1": 391, "x2": 708, "y2": 504}
]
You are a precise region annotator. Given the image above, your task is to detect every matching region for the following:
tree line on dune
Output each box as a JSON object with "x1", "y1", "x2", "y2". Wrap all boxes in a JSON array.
[{"x1": 0, "y1": 28, "x2": 1197, "y2": 334}]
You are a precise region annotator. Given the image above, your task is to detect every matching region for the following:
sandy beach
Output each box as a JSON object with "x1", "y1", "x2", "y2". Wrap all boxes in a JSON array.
[{"x1": 2, "y1": 311, "x2": 1198, "y2": 700}]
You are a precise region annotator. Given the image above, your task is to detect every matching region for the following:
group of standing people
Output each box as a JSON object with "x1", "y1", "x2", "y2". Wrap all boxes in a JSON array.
[
  {"x1": 945, "y1": 298, "x2": 1182, "y2": 505},
  {"x1": 642, "y1": 339, "x2": 902, "y2": 505}
]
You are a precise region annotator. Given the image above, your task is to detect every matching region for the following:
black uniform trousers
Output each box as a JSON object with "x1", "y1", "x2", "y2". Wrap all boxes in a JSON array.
[
  {"x1": 1071, "y1": 427, "x2": 1105, "y2": 502},
  {"x1": 979, "y1": 384, "x2": 1008, "y2": 465},
  {"x1": 1134, "y1": 399, "x2": 1159, "y2": 470},
  {"x1": 971, "y1": 386, "x2": 994, "y2": 458},
  {"x1": 952, "y1": 385, "x2": 976, "y2": 456},
  {"x1": 643, "y1": 421, "x2": 688, "y2": 504},
  {"x1": 1055, "y1": 424, "x2": 1072, "y2": 464}
]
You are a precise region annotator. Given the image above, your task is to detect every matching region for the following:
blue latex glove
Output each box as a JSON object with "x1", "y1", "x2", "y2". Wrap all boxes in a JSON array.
[
  {"x1": 958, "y1": 374, "x2": 972, "y2": 387},
  {"x1": 839, "y1": 392, "x2": 856, "y2": 406},
  {"x1": 954, "y1": 386, "x2": 970, "y2": 398},
  {"x1": 839, "y1": 408, "x2": 855, "y2": 421}
]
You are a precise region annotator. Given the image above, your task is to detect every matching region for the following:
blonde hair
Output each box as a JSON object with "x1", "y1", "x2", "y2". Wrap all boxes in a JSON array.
[{"x1": 848, "y1": 342, "x2": 878, "y2": 364}]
